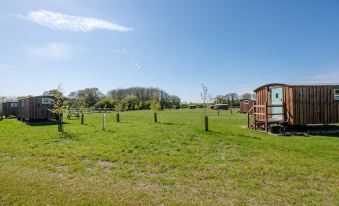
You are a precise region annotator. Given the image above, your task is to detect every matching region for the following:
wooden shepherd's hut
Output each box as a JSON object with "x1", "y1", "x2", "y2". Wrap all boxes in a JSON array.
[
  {"x1": 248, "y1": 83, "x2": 339, "y2": 131},
  {"x1": 2, "y1": 101, "x2": 18, "y2": 117},
  {"x1": 18, "y1": 96, "x2": 56, "y2": 121},
  {"x1": 240, "y1": 99, "x2": 255, "y2": 113}
]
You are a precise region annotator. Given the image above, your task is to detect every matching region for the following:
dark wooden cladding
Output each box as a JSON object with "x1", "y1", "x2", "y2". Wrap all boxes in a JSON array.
[
  {"x1": 239, "y1": 99, "x2": 255, "y2": 113},
  {"x1": 293, "y1": 85, "x2": 339, "y2": 125},
  {"x1": 1, "y1": 102, "x2": 18, "y2": 117},
  {"x1": 255, "y1": 84, "x2": 339, "y2": 125},
  {"x1": 17, "y1": 96, "x2": 56, "y2": 121}
]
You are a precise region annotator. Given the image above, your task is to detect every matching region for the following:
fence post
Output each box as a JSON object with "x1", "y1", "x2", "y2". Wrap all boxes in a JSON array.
[
  {"x1": 81, "y1": 112, "x2": 84, "y2": 125},
  {"x1": 218, "y1": 109, "x2": 220, "y2": 116},
  {"x1": 205, "y1": 115, "x2": 208, "y2": 131},
  {"x1": 116, "y1": 113, "x2": 120, "y2": 122},
  {"x1": 154, "y1": 112, "x2": 157, "y2": 123},
  {"x1": 248, "y1": 112, "x2": 250, "y2": 128},
  {"x1": 58, "y1": 113, "x2": 64, "y2": 132},
  {"x1": 102, "y1": 113, "x2": 106, "y2": 131},
  {"x1": 265, "y1": 103, "x2": 268, "y2": 132}
]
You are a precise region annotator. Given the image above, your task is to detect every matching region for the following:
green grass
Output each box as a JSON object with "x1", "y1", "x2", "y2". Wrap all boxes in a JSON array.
[{"x1": 0, "y1": 109, "x2": 338, "y2": 205}]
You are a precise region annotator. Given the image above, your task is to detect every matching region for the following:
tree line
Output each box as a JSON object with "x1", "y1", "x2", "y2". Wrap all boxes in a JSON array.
[
  {"x1": 0, "y1": 88, "x2": 255, "y2": 111},
  {"x1": 41, "y1": 87, "x2": 181, "y2": 111}
]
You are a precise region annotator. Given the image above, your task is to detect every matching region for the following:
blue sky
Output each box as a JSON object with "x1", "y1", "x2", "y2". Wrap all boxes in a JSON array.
[{"x1": 0, "y1": 0, "x2": 339, "y2": 102}]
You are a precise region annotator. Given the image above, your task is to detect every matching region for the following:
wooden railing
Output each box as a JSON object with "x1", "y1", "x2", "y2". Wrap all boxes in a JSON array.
[{"x1": 248, "y1": 104, "x2": 284, "y2": 132}]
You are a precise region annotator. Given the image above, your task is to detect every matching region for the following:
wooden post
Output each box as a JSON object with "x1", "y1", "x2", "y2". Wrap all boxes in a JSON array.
[
  {"x1": 265, "y1": 86, "x2": 269, "y2": 132},
  {"x1": 116, "y1": 113, "x2": 120, "y2": 122},
  {"x1": 254, "y1": 105, "x2": 256, "y2": 130},
  {"x1": 247, "y1": 112, "x2": 250, "y2": 128},
  {"x1": 58, "y1": 113, "x2": 64, "y2": 132},
  {"x1": 230, "y1": 109, "x2": 233, "y2": 114},
  {"x1": 217, "y1": 109, "x2": 220, "y2": 116},
  {"x1": 265, "y1": 103, "x2": 268, "y2": 132},
  {"x1": 81, "y1": 113, "x2": 84, "y2": 125},
  {"x1": 205, "y1": 115, "x2": 208, "y2": 131},
  {"x1": 154, "y1": 112, "x2": 157, "y2": 123},
  {"x1": 102, "y1": 113, "x2": 106, "y2": 130}
]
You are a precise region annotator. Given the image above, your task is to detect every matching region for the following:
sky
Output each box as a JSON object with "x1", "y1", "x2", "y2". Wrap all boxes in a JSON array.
[{"x1": 0, "y1": 0, "x2": 339, "y2": 102}]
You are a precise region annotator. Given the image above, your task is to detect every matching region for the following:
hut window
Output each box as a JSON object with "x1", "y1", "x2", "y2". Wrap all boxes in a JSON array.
[
  {"x1": 334, "y1": 89, "x2": 339, "y2": 100},
  {"x1": 42, "y1": 98, "x2": 52, "y2": 105},
  {"x1": 244, "y1": 100, "x2": 249, "y2": 104}
]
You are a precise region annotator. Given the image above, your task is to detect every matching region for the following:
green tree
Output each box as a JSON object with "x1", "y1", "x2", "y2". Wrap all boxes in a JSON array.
[
  {"x1": 96, "y1": 97, "x2": 114, "y2": 108},
  {"x1": 43, "y1": 89, "x2": 63, "y2": 97},
  {"x1": 241, "y1": 93, "x2": 252, "y2": 100},
  {"x1": 125, "y1": 95, "x2": 140, "y2": 110},
  {"x1": 76, "y1": 88, "x2": 103, "y2": 107},
  {"x1": 48, "y1": 85, "x2": 66, "y2": 132}
]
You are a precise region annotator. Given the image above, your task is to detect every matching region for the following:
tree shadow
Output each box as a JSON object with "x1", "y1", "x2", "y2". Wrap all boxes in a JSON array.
[
  {"x1": 161, "y1": 122, "x2": 184, "y2": 126},
  {"x1": 24, "y1": 121, "x2": 70, "y2": 126}
]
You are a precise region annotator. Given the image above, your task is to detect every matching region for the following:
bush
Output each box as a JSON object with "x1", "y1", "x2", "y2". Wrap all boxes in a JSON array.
[{"x1": 95, "y1": 97, "x2": 114, "y2": 108}]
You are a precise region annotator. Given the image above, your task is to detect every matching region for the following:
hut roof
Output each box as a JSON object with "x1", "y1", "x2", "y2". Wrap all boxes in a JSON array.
[
  {"x1": 253, "y1": 83, "x2": 339, "y2": 92},
  {"x1": 18, "y1": 95, "x2": 55, "y2": 101}
]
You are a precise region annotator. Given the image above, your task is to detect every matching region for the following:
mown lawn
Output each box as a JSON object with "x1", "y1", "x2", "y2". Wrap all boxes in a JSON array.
[{"x1": 0, "y1": 109, "x2": 338, "y2": 205}]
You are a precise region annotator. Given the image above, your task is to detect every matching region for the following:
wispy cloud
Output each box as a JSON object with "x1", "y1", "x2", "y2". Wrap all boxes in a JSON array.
[
  {"x1": 112, "y1": 49, "x2": 144, "y2": 58},
  {"x1": 25, "y1": 42, "x2": 84, "y2": 61},
  {"x1": 18, "y1": 10, "x2": 133, "y2": 32},
  {"x1": 307, "y1": 71, "x2": 339, "y2": 83},
  {"x1": 0, "y1": 64, "x2": 13, "y2": 72},
  {"x1": 112, "y1": 48, "x2": 143, "y2": 69}
]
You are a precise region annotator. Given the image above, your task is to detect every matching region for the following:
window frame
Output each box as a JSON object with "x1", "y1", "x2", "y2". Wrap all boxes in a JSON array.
[{"x1": 334, "y1": 89, "x2": 339, "y2": 100}]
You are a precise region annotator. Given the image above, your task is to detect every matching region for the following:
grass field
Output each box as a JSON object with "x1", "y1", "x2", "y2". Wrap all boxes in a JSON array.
[{"x1": 0, "y1": 109, "x2": 338, "y2": 205}]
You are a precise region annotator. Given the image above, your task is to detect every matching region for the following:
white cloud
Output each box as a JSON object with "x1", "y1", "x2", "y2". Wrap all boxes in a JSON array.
[
  {"x1": 307, "y1": 71, "x2": 339, "y2": 83},
  {"x1": 18, "y1": 10, "x2": 133, "y2": 32},
  {"x1": 25, "y1": 42, "x2": 83, "y2": 61},
  {"x1": 112, "y1": 49, "x2": 144, "y2": 58},
  {"x1": 112, "y1": 48, "x2": 144, "y2": 69}
]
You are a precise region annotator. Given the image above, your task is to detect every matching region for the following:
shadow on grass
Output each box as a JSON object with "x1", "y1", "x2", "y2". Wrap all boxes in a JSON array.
[
  {"x1": 310, "y1": 133, "x2": 339, "y2": 138},
  {"x1": 59, "y1": 131, "x2": 73, "y2": 140},
  {"x1": 23, "y1": 120, "x2": 70, "y2": 126},
  {"x1": 237, "y1": 134, "x2": 262, "y2": 140},
  {"x1": 161, "y1": 122, "x2": 184, "y2": 126}
]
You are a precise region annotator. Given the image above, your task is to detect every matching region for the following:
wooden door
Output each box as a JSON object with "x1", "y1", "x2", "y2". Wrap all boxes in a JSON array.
[{"x1": 271, "y1": 87, "x2": 283, "y2": 120}]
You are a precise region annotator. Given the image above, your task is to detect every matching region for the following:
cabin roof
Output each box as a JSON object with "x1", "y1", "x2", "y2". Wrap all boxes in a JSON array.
[
  {"x1": 254, "y1": 83, "x2": 339, "y2": 92},
  {"x1": 18, "y1": 95, "x2": 55, "y2": 101},
  {"x1": 2, "y1": 101, "x2": 18, "y2": 103}
]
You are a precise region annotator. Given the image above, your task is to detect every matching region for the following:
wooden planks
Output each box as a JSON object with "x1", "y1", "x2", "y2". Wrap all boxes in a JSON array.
[
  {"x1": 255, "y1": 84, "x2": 339, "y2": 126},
  {"x1": 240, "y1": 99, "x2": 255, "y2": 113},
  {"x1": 18, "y1": 96, "x2": 56, "y2": 121},
  {"x1": 1, "y1": 102, "x2": 18, "y2": 117}
]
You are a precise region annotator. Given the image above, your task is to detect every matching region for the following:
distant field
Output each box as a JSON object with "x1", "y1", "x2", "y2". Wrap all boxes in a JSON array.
[{"x1": 0, "y1": 109, "x2": 338, "y2": 205}]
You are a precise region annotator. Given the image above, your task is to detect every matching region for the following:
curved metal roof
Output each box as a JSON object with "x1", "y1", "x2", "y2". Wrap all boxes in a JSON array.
[
  {"x1": 253, "y1": 82, "x2": 339, "y2": 92},
  {"x1": 253, "y1": 83, "x2": 287, "y2": 92}
]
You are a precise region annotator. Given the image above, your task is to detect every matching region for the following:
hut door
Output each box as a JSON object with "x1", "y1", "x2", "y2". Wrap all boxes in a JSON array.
[{"x1": 271, "y1": 87, "x2": 283, "y2": 120}]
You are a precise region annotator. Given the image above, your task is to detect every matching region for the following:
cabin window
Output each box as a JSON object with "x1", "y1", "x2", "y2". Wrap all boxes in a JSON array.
[
  {"x1": 42, "y1": 98, "x2": 52, "y2": 105},
  {"x1": 334, "y1": 89, "x2": 339, "y2": 100},
  {"x1": 10, "y1": 103, "x2": 17, "y2": 107},
  {"x1": 244, "y1": 100, "x2": 249, "y2": 104}
]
